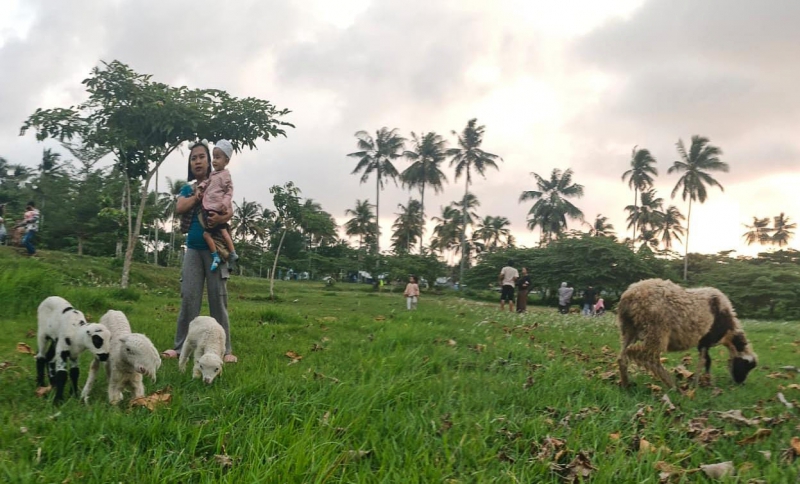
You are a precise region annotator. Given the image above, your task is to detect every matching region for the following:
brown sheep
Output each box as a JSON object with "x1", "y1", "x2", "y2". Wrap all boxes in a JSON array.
[{"x1": 617, "y1": 278, "x2": 757, "y2": 388}]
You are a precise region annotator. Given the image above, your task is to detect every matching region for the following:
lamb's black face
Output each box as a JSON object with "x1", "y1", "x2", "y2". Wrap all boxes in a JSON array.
[
  {"x1": 730, "y1": 356, "x2": 756, "y2": 384},
  {"x1": 97, "y1": 353, "x2": 109, "y2": 362},
  {"x1": 92, "y1": 335, "x2": 105, "y2": 349}
]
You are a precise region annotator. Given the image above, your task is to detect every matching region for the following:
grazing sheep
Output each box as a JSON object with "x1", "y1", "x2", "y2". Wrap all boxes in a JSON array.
[
  {"x1": 36, "y1": 296, "x2": 111, "y2": 403},
  {"x1": 81, "y1": 310, "x2": 161, "y2": 405},
  {"x1": 179, "y1": 316, "x2": 225, "y2": 384},
  {"x1": 617, "y1": 278, "x2": 757, "y2": 389}
]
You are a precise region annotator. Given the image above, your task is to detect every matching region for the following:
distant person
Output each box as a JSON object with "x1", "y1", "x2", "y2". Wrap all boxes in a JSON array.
[
  {"x1": 516, "y1": 267, "x2": 531, "y2": 313},
  {"x1": 582, "y1": 285, "x2": 597, "y2": 316},
  {"x1": 0, "y1": 216, "x2": 6, "y2": 245},
  {"x1": 558, "y1": 282, "x2": 574, "y2": 314},
  {"x1": 404, "y1": 275, "x2": 420, "y2": 310},
  {"x1": 498, "y1": 259, "x2": 519, "y2": 312},
  {"x1": 198, "y1": 139, "x2": 238, "y2": 272},
  {"x1": 17, "y1": 201, "x2": 39, "y2": 256},
  {"x1": 594, "y1": 297, "x2": 605, "y2": 316}
]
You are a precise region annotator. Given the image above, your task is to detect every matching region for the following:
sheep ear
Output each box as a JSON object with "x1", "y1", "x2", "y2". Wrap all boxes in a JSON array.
[{"x1": 118, "y1": 336, "x2": 128, "y2": 344}]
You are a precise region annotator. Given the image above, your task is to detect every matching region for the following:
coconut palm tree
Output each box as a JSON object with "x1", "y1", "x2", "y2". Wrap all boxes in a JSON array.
[
  {"x1": 344, "y1": 199, "x2": 377, "y2": 250},
  {"x1": 161, "y1": 177, "x2": 188, "y2": 264},
  {"x1": 430, "y1": 204, "x2": 462, "y2": 262},
  {"x1": 589, "y1": 214, "x2": 615, "y2": 237},
  {"x1": 401, "y1": 132, "x2": 448, "y2": 251},
  {"x1": 391, "y1": 199, "x2": 424, "y2": 254},
  {"x1": 447, "y1": 119, "x2": 501, "y2": 283},
  {"x1": 669, "y1": 136, "x2": 729, "y2": 280},
  {"x1": 231, "y1": 199, "x2": 264, "y2": 242},
  {"x1": 625, "y1": 189, "x2": 664, "y2": 235},
  {"x1": 520, "y1": 168, "x2": 584, "y2": 244},
  {"x1": 347, "y1": 128, "x2": 406, "y2": 256},
  {"x1": 656, "y1": 205, "x2": 685, "y2": 251},
  {"x1": 742, "y1": 216, "x2": 772, "y2": 246},
  {"x1": 771, "y1": 213, "x2": 796, "y2": 248},
  {"x1": 473, "y1": 215, "x2": 511, "y2": 252},
  {"x1": 621, "y1": 146, "x2": 658, "y2": 241}
]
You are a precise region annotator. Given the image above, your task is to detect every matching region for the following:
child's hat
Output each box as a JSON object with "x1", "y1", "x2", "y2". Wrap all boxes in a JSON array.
[{"x1": 215, "y1": 139, "x2": 233, "y2": 160}]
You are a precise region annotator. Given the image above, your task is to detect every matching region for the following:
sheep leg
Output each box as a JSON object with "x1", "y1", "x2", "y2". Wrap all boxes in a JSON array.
[
  {"x1": 192, "y1": 345, "x2": 203, "y2": 379},
  {"x1": 178, "y1": 341, "x2": 192, "y2": 373},
  {"x1": 618, "y1": 331, "x2": 637, "y2": 388},
  {"x1": 36, "y1": 337, "x2": 55, "y2": 387},
  {"x1": 52, "y1": 346, "x2": 71, "y2": 404},
  {"x1": 81, "y1": 358, "x2": 101, "y2": 403},
  {"x1": 131, "y1": 374, "x2": 145, "y2": 400},
  {"x1": 624, "y1": 343, "x2": 676, "y2": 389},
  {"x1": 108, "y1": 377, "x2": 123, "y2": 405},
  {"x1": 69, "y1": 361, "x2": 80, "y2": 397}
]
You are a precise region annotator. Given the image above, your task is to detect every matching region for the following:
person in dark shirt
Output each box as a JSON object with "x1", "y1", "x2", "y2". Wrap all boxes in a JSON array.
[
  {"x1": 516, "y1": 267, "x2": 532, "y2": 313},
  {"x1": 582, "y1": 285, "x2": 597, "y2": 316}
]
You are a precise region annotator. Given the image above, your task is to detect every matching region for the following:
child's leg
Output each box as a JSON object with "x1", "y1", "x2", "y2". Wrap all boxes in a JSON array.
[
  {"x1": 406, "y1": 297, "x2": 412, "y2": 310},
  {"x1": 221, "y1": 228, "x2": 235, "y2": 254},
  {"x1": 203, "y1": 229, "x2": 222, "y2": 271}
]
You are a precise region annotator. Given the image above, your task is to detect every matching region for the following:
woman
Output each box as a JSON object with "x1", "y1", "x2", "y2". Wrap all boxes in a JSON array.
[
  {"x1": 162, "y1": 140, "x2": 237, "y2": 363},
  {"x1": 516, "y1": 267, "x2": 531, "y2": 313}
]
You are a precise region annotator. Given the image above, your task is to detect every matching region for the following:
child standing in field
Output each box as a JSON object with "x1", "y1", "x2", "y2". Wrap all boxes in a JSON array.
[
  {"x1": 404, "y1": 276, "x2": 420, "y2": 310},
  {"x1": 198, "y1": 139, "x2": 238, "y2": 272}
]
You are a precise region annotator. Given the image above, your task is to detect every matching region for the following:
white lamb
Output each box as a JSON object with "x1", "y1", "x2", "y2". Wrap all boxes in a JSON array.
[
  {"x1": 36, "y1": 296, "x2": 111, "y2": 403},
  {"x1": 81, "y1": 310, "x2": 161, "y2": 405},
  {"x1": 179, "y1": 316, "x2": 226, "y2": 384}
]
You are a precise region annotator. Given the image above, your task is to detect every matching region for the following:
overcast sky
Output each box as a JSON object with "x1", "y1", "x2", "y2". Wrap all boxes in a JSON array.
[{"x1": 1, "y1": 0, "x2": 798, "y2": 256}]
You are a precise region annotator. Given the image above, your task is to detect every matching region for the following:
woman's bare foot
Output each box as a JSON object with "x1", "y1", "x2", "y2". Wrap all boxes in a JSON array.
[
  {"x1": 161, "y1": 349, "x2": 179, "y2": 359},
  {"x1": 224, "y1": 354, "x2": 238, "y2": 363}
]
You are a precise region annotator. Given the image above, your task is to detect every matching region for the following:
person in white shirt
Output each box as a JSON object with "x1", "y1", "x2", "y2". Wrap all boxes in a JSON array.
[{"x1": 498, "y1": 259, "x2": 519, "y2": 312}]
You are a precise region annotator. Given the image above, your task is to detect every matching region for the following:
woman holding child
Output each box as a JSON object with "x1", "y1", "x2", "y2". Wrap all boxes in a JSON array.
[{"x1": 161, "y1": 140, "x2": 238, "y2": 363}]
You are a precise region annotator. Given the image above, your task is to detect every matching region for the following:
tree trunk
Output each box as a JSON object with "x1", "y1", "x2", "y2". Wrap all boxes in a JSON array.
[
  {"x1": 121, "y1": 175, "x2": 153, "y2": 288},
  {"x1": 77, "y1": 236, "x2": 83, "y2": 256},
  {"x1": 154, "y1": 168, "x2": 159, "y2": 266},
  {"x1": 632, "y1": 189, "x2": 638, "y2": 242},
  {"x1": 459, "y1": 175, "x2": 468, "y2": 287},
  {"x1": 683, "y1": 198, "x2": 692, "y2": 281},
  {"x1": 375, "y1": 172, "x2": 380, "y2": 259},
  {"x1": 270, "y1": 229, "x2": 288, "y2": 300},
  {"x1": 419, "y1": 182, "x2": 425, "y2": 254}
]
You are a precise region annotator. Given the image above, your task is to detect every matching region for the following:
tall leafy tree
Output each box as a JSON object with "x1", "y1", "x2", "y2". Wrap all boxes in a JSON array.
[
  {"x1": 268, "y1": 182, "x2": 302, "y2": 299},
  {"x1": 299, "y1": 199, "x2": 338, "y2": 249},
  {"x1": 624, "y1": 189, "x2": 664, "y2": 236},
  {"x1": 656, "y1": 205, "x2": 686, "y2": 251},
  {"x1": 344, "y1": 199, "x2": 377, "y2": 250},
  {"x1": 519, "y1": 168, "x2": 584, "y2": 244},
  {"x1": 447, "y1": 119, "x2": 501, "y2": 282},
  {"x1": 391, "y1": 199, "x2": 424, "y2": 254},
  {"x1": 472, "y1": 215, "x2": 511, "y2": 252},
  {"x1": 668, "y1": 135, "x2": 728, "y2": 280},
  {"x1": 347, "y1": 127, "x2": 406, "y2": 256},
  {"x1": 742, "y1": 216, "x2": 772, "y2": 246},
  {"x1": 589, "y1": 214, "x2": 615, "y2": 237},
  {"x1": 430, "y1": 204, "x2": 462, "y2": 261},
  {"x1": 772, "y1": 213, "x2": 796, "y2": 247},
  {"x1": 401, "y1": 131, "x2": 448, "y2": 251},
  {"x1": 22, "y1": 60, "x2": 292, "y2": 287},
  {"x1": 621, "y1": 146, "x2": 658, "y2": 241},
  {"x1": 231, "y1": 199, "x2": 264, "y2": 242},
  {"x1": 161, "y1": 177, "x2": 188, "y2": 264}
]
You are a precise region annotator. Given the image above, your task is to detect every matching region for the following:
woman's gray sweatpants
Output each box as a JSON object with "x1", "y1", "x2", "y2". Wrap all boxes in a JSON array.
[{"x1": 173, "y1": 248, "x2": 232, "y2": 355}]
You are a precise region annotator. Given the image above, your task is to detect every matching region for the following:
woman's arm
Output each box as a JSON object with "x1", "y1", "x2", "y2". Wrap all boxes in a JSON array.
[{"x1": 176, "y1": 191, "x2": 200, "y2": 214}]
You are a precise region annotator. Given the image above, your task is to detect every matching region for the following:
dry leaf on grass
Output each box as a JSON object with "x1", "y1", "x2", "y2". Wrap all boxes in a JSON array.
[
  {"x1": 673, "y1": 365, "x2": 694, "y2": 380},
  {"x1": 736, "y1": 428, "x2": 771, "y2": 445},
  {"x1": 35, "y1": 386, "x2": 51, "y2": 397},
  {"x1": 437, "y1": 413, "x2": 453, "y2": 434},
  {"x1": 344, "y1": 450, "x2": 371, "y2": 461},
  {"x1": 16, "y1": 342, "x2": 35, "y2": 355},
  {"x1": 446, "y1": 339, "x2": 457, "y2": 347},
  {"x1": 758, "y1": 450, "x2": 771, "y2": 460},
  {"x1": 318, "y1": 316, "x2": 337, "y2": 322},
  {"x1": 551, "y1": 452, "x2": 596, "y2": 483},
  {"x1": 717, "y1": 409, "x2": 760, "y2": 426},
  {"x1": 524, "y1": 376, "x2": 535, "y2": 389},
  {"x1": 600, "y1": 371, "x2": 616, "y2": 381},
  {"x1": 130, "y1": 389, "x2": 172, "y2": 411},
  {"x1": 777, "y1": 392, "x2": 794, "y2": 409},
  {"x1": 609, "y1": 432, "x2": 621, "y2": 441},
  {"x1": 285, "y1": 351, "x2": 303, "y2": 364},
  {"x1": 766, "y1": 372, "x2": 791, "y2": 380},
  {"x1": 532, "y1": 435, "x2": 566, "y2": 461},
  {"x1": 26, "y1": 329, "x2": 35, "y2": 338},
  {"x1": 648, "y1": 384, "x2": 663, "y2": 393},
  {"x1": 784, "y1": 384, "x2": 800, "y2": 391},
  {"x1": 469, "y1": 344, "x2": 486, "y2": 353},
  {"x1": 374, "y1": 315, "x2": 386, "y2": 321},
  {"x1": 661, "y1": 394, "x2": 676, "y2": 413},
  {"x1": 699, "y1": 461, "x2": 734, "y2": 479},
  {"x1": 310, "y1": 343, "x2": 325, "y2": 352},
  {"x1": 313, "y1": 372, "x2": 340, "y2": 384},
  {"x1": 214, "y1": 454, "x2": 233, "y2": 468},
  {"x1": 686, "y1": 418, "x2": 722, "y2": 444},
  {"x1": 791, "y1": 437, "x2": 800, "y2": 454},
  {"x1": 654, "y1": 461, "x2": 685, "y2": 482}
]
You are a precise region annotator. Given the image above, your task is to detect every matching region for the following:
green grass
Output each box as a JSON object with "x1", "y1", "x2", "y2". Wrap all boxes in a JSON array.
[{"x1": 0, "y1": 248, "x2": 799, "y2": 482}]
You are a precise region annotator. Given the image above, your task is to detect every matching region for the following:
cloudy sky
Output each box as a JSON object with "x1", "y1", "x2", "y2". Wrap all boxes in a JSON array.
[{"x1": 1, "y1": 0, "x2": 798, "y2": 256}]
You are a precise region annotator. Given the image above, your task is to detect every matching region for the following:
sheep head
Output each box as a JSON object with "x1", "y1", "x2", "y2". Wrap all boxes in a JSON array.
[
  {"x1": 82, "y1": 323, "x2": 111, "y2": 362},
  {"x1": 727, "y1": 331, "x2": 758, "y2": 384},
  {"x1": 117, "y1": 334, "x2": 162, "y2": 381},
  {"x1": 197, "y1": 353, "x2": 223, "y2": 384}
]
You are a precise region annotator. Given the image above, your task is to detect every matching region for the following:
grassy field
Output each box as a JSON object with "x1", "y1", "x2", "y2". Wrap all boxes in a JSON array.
[{"x1": 0, "y1": 247, "x2": 798, "y2": 483}]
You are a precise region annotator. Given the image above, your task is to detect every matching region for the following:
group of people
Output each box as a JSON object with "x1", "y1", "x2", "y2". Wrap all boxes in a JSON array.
[
  {"x1": 498, "y1": 260, "x2": 605, "y2": 315},
  {"x1": 498, "y1": 260, "x2": 533, "y2": 313},
  {"x1": 0, "y1": 201, "x2": 40, "y2": 256}
]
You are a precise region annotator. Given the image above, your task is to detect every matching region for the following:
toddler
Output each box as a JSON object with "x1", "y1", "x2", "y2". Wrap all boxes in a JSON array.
[
  {"x1": 404, "y1": 276, "x2": 420, "y2": 310},
  {"x1": 198, "y1": 139, "x2": 238, "y2": 271}
]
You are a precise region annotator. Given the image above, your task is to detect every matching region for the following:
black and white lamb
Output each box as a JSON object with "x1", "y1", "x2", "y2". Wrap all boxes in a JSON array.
[
  {"x1": 81, "y1": 310, "x2": 161, "y2": 404},
  {"x1": 36, "y1": 296, "x2": 111, "y2": 403},
  {"x1": 179, "y1": 316, "x2": 226, "y2": 384},
  {"x1": 617, "y1": 278, "x2": 758, "y2": 389}
]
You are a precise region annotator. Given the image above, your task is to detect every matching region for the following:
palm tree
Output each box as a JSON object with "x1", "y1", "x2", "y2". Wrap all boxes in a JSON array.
[
  {"x1": 231, "y1": 199, "x2": 264, "y2": 242},
  {"x1": 637, "y1": 229, "x2": 661, "y2": 251},
  {"x1": 742, "y1": 217, "x2": 772, "y2": 246},
  {"x1": 391, "y1": 199, "x2": 424, "y2": 254},
  {"x1": 621, "y1": 146, "x2": 658, "y2": 241},
  {"x1": 161, "y1": 177, "x2": 188, "y2": 264},
  {"x1": 401, "y1": 132, "x2": 448, "y2": 251},
  {"x1": 430, "y1": 204, "x2": 462, "y2": 262},
  {"x1": 300, "y1": 199, "x2": 338, "y2": 250},
  {"x1": 625, "y1": 189, "x2": 664, "y2": 235},
  {"x1": 772, "y1": 213, "x2": 796, "y2": 248},
  {"x1": 447, "y1": 119, "x2": 501, "y2": 283},
  {"x1": 473, "y1": 215, "x2": 511, "y2": 252},
  {"x1": 519, "y1": 168, "x2": 584, "y2": 244},
  {"x1": 656, "y1": 205, "x2": 686, "y2": 251},
  {"x1": 344, "y1": 199, "x2": 377, "y2": 250},
  {"x1": 347, "y1": 128, "x2": 406, "y2": 256},
  {"x1": 669, "y1": 136, "x2": 728, "y2": 280},
  {"x1": 589, "y1": 214, "x2": 615, "y2": 237}
]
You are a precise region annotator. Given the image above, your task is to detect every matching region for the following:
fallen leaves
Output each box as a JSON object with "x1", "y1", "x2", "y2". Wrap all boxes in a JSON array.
[
  {"x1": 717, "y1": 409, "x2": 760, "y2": 427},
  {"x1": 777, "y1": 392, "x2": 794, "y2": 409},
  {"x1": 16, "y1": 342, "x2": 35, "y2": 355},
  {"x1": 285, "y1": 350, "x2": 303, "y2": 364},
  {"x1": 214, "y1": 454, "x2": 233, "y2": 468},
  {"x1": 699, "y1": 461, "x2": 735, "y2": 479},
  {"x1": 766, "y1": 372, "x2": 792, "y2": 380},
  {"x1": 35, "y1": 386, "x2": 51, "y2": 397},
  {"x1": 736, "y1": 428, "x2": 771, "y2": 445},
  {"x1": 130, "y1": 388, "x2": 172, "y2": 411}
]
